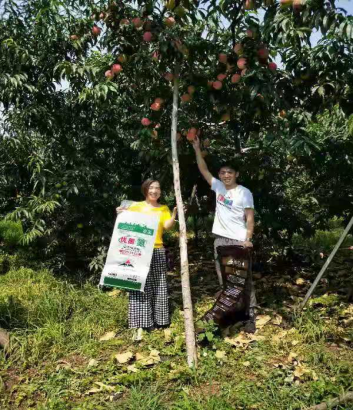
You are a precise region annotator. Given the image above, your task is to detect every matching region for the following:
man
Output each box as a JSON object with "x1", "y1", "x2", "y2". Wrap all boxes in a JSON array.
[{"x1": 192, "y1": 136, "x2": 257, "y2": 332}]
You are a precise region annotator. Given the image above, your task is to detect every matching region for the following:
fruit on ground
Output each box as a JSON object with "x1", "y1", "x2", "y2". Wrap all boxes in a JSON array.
[
  {"x1": 231, "y1": 73, "x2": 241, "y2": 83},
  {"x1": 111, "y1": 64, "x2": 122, "y2": 75}
]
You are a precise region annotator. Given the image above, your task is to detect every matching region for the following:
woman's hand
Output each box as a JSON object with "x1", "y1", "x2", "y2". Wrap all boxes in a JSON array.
[{"x1": 116, "y1": 206, "x2": 128, "y2": 215}]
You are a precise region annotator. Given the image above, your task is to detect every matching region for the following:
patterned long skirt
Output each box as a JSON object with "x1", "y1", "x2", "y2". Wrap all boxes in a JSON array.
[{"x1": 128, "y1": 248, "x2": 169, "y2": 329}]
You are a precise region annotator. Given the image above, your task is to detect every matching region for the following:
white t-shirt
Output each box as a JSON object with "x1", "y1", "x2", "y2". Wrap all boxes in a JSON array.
[{"x1": 211, "y1": 178, "x2": 254, "y2": 241}]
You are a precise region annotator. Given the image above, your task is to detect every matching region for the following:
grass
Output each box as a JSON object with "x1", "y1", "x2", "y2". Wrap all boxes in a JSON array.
[{"x1": 0, "y1": 233, "x2": 353, "y2": 409}]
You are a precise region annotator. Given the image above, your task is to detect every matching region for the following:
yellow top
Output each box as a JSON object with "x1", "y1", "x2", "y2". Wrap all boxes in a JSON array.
[{"x1": 128, "y1": 201, "x2": 172, "y2": 248}]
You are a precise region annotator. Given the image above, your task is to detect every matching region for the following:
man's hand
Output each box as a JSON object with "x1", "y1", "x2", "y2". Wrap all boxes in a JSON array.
[{"x1": 192, "y1": 136, "x2": 201, "y2": 151}]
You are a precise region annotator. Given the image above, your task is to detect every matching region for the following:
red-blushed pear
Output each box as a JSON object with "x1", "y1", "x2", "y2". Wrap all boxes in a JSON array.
[
  {"x1": 143, "y1": 32, "x2": 153, "y2": 42},
  {"x1": 164, "y1": 72, "x2": 174, "y2": 81},
  {"x1": 151, "y1": 51, "x2": 159, "y2": 62},
  {"x1": 120, "y1": 19, "x2": 130, "y2": 26},
  {"x1": 293, "y1": 0, "x2": 303, "y2": 10},
  {"x1": 231, "y1": 73, "x2": 241, "y2": 83},
  {"x1": 187, "y1": 128, "x2": 197, "y2": 141},
  {"x1": 219, "y1": 53, "x2": 228, "y2": 64},
  {"x1": 132, "y1": 17, "x2": 143, "y2": 28},
  {"x1": 221, "y1": 112, "x2": 230, "y2": 121},
  {"x1": 144, "y1": 20, "x2": 152, "y2": 31},
  {"x1": 217, "y1": 73, "x2": 227, "y2": 81},
  {"x1": 237, "y1": 57, "x2": 247, "y2": 70},
  {"x1": 187, "y1": 85, "x2": 196, "y2": 94},
  {"x1": 268, "y1": 62, "x2": 277, "y2": 71},
  {"x1": 154, "y1": 98, "x2": 164, "y2": 104},
  {"x1": 181, "y1": 94, "x2": 192, "y2": 102},
  {"x1": 164, "y1": 17, "x2": 176, "y2": 27},
  {"x1": 151, "y1": 102, "x2": 161, "y2": 111},
  {"x1": 175, "y1": 5, "x2": 186, "y2": 17},
  {"x1": 246, "y1": 29, "x2": 254, "y2": 38},
  {"x1": 92, "y1": 26, "x2": 101, "y2": 36},
  {"x1": 212, "y1": 81, "x2": 223, "y2": 90},
  {"x1": 105, "y1": 70, "x2": 114, "y2": 79},
  {"x1": 141, "y1": 117, "x2": 151, "y2": 126},
  {"x1": 257, "y1": 48, "x2": 269, "y2": 60},
  {"x1": 117, "y1": 54, "x2": 127, "y2": 64},
  {"x1": 280, "y1": 0, "x2": 293, "y2": 7},
  {"x1": 70, "y1": 34, "x2": 79, "y2": 40},
  {"x1": 233, "y1": 43, "x2": 243, "y2": 55},
  {"x1": 203, "y1": 138, "x2": 210, "y2": 148},
  {"x1": 111, "y1": 64, "x2": 123, "y2": 75},
  {"x1": 244, "y1": 0, "x2": 254, "y2": 10}
]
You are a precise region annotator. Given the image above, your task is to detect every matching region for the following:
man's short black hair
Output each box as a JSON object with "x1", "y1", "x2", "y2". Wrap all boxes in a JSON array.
[{"x1": 218, "y1": 163, "x2": 239, "y2": 172}]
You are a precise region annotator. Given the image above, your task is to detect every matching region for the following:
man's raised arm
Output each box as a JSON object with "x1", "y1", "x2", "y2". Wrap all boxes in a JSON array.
[{"x1": 192, "y1": 136, "x2": 213, "y2": 186}]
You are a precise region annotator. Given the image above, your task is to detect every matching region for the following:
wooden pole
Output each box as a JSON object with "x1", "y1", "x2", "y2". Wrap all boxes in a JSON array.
[
  {"x1": 170, "y1": 65, "x2": 197, "y2": 368},
  {"x1": 299, "y1": 216, "x2": 353, "y2": 310}
]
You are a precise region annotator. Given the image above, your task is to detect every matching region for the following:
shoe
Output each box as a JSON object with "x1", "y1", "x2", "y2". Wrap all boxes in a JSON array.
[
  {"x1": 132, "y1": 328, "x2": 143, "y2": 341},
  {"x1": 244, "y1": 320, "x2": 256, "y2": 334},
  {"x1": 244, "y1": 307, "x2": 256, "y2": 333}
]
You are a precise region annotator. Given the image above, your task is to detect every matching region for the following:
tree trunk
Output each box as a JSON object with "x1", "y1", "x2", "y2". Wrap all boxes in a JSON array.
[{"x1": 170, "y1": 65, "x2": 197, "y2": 368}]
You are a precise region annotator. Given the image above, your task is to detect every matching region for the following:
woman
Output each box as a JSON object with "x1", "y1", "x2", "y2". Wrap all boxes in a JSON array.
[{"x1": 117, "y1": 179, "x2": 177, "y2": 341}]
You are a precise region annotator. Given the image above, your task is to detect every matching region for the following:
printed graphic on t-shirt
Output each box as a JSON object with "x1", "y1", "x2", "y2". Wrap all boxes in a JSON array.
[{"x1": 217, "y1": 194, "x2": 233, "y2": 209}]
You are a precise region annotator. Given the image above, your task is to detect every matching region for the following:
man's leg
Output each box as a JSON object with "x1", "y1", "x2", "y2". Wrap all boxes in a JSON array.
[{"x1": 214, "y1": 238, "x2": 223, "y2": 287}]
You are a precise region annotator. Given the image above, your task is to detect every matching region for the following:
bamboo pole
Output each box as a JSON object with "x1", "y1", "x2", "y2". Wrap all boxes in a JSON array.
[
  {"x1": 170, "y1": 65, "x2": 197, "y2": 368},
  {"x1": 299, "y1": 216, "x2": 353, "y2": 310}
]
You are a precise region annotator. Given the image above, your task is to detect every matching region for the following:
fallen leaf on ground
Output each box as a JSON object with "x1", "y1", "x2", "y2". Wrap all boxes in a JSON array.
[
  {"x1": 108, "y1": 289, "x2": 121, "y2": 297},
  {"x1": 272, "y1": 330, "x2": 288, "y2": 344},
  {"x1": 256, "y1": 315, "x2": 271, "y2": 329},
  {"x1": 85, "y1": 382, "x2": 116, "y2": 395},
  {"x1": 164, "y1": 328, "x2": 172, "y2": 342},
  {"x1": 94, "y1": 382, "x2": 115, "y2": 392},
  {"x1": 88, "y1": 359, "x2": 98, "y2": 367},
  {"x1": 99, "y1": 331, "x2": 116, "y2": 341},
  {"x1": 271, "y1": 315, "x2": 283, "y2": 325},
  {"x1": 127, "y1": 364, "x2": 139, "y2": 373},
  {"x1": 287, "y1": 352, "x2": 298, "y2": 362},
  {"x1": 115, "y1": 351, "x2": 134, "y2": 364},
  {"x1": 295, "y1": 278, "x2": 306, "y2": 285},
  {"x1": 215, "y1": 350, "x2": 226, "y2": 360},
  {"x1": 136, "y1": 350, "x2": 161, "y2": 366},
  {"x1": 135, "y1": 352, "x2": 145, "y2": 361},
  {"x1": 225, "y1": 332, "x2": 265, "y2": 347}
]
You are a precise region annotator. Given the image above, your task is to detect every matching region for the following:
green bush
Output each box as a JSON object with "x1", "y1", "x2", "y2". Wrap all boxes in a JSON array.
[{"x1": 0, "y1": 220, "x2": 23, "y2": 247}]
